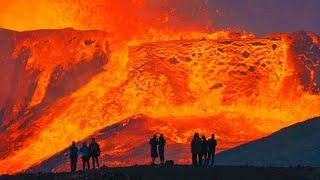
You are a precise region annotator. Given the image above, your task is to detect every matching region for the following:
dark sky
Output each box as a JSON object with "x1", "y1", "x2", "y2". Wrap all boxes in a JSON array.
[{"x1": 208, "y1": 0, "x2": 320, "y2": 36}]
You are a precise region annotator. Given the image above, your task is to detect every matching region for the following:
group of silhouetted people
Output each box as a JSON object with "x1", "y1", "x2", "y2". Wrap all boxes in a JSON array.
[
  {"x1": 148, "y1": 133, "x2": 217, "y2": 167},
  {"x1": 69, "y1": 138, "x2": 101, "y2": 172},
  {"x1": 191, "y1": 133, "x2": 217, "y2": 167},
  {"x1": 69, "y1": 133, "x2": 217, "y2": 172},
  {"x1": 149, "y1": 134, "x2": 166, "y2": 165}
]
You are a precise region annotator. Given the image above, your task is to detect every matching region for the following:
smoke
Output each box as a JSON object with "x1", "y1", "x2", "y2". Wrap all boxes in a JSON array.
[{"x1": 0, "y1": 0, "x2": 216, "y2": 37}]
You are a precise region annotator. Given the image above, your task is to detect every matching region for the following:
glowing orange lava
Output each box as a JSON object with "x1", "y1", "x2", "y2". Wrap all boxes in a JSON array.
[{"x1": 0, "y1": 0, "x2": 320, "y2": 175}]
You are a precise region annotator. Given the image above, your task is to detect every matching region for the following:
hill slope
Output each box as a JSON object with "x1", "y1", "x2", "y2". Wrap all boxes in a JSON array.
[
  {"x1": 216, "y1": 116, "x2": 320, "y2": 166},
  {"x1": 28, "y1": 114, "x2": 265, "y2": 173}
]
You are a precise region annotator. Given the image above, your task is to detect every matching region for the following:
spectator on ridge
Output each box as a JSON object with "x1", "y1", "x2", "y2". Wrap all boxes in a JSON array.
[
  {"x1": 208, "y1": 134, "x2": 217, "y2": 167},
  {"x1": 89, "y1": 138, "x2": 101, "y2": 169},
  {"x1": 191, "y1": 133, "x2": 202, "y2": 166},
  {"x1": 69, "y1": 141, "x2": 78, "y2": 172},
  {"x1": 80, "y1": 142, "x2": 90, "y2": 170},
  {"x1": 201, "y1": 135, "x2": 208, "y2": 166},
  {"x1": 149, "y1": 134, "x2": 159, "y2": 165},
  {"x1": 158, "y1": 134, "x2": 166, "y2": 165}
]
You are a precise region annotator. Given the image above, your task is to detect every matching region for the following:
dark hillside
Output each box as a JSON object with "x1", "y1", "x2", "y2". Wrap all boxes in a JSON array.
[{"x1": 217, "y1": 116, "x2": 320, "y2": 166}]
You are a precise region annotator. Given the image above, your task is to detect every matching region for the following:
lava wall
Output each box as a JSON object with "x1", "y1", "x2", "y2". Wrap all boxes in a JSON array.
[
  {"x1": 127, "y1": 32, "x2": 320, "y2": 131},
  {"x1": 128, "y1": 36, "x2": 286, "y2": 105}
]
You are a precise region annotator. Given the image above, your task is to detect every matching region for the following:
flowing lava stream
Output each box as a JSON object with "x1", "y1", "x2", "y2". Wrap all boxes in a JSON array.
[{"x1": 0, "y1": 0, "x2": 320, "y2": 174}]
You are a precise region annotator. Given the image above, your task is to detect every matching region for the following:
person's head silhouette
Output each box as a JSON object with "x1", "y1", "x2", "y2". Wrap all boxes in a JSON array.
[
  {"x1": 194, "y1": 133, "x2": 199, "y2": 139},
  {"x1": 72, "y1": 141, "x2": 76, "y2": 146},
  {"x1": 92, "y1": 138, "x2": 95, "y2": 142},
  {"x1": 202, "y1": 135, "x2": 206, "y2": 140},
  {"x1": 211, "y1": 134, "x2": 215, "y2": 139},
  {"x1": 153, "y1": 134, "x2": 157, "y2": 139}
]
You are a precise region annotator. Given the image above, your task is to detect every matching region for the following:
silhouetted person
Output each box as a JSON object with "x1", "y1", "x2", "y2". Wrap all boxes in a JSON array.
[
  {"x1": 200, "y1": 135, "x2": 208, "y2": 166},
  {"x1": 158, "y1": 134, "x2": 166, "y2": 165},
  {"x1": 80, "y1": 142, "x2": 90, "y2": 170},
  {"x1": 69, "y1": 141, "x2": 78, "y2": 172},
  {"x1": 89, "y1": 138, "x2": 101, "y2": 169},
  {"x1": 149, "y1": 134, "x2": 158, "y2": 165},
  {"x1": 208, "y1": 134, "x2": 217, "y2": 167},
  {"x1": 191, "y1": 133, "x2": 202, "y2": 166}
]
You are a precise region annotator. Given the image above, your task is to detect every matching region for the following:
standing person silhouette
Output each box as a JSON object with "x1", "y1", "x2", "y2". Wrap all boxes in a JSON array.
[
  {"x1": 69, "y1": 141, "x2": 78, "y2": 172},
  {"x1": 208, "y1": 134, "x2": 217, "y2": 167},
  {"x1": 80, "y1": 142, "x2": 90, "y2": 170},
  {"x1": 89, "y1": 138, "x2": 101, "y2": 169},
  {"x1": 149, "y1": 134, "x2": 159, "y2": 165},
  {"x1": 191, "y1": 133, "x2": 202, "y2": 166},
  {"x1": 201, "y1": 135, "x2": 208, "y2": 166},
  {"x1": 158, "y1": 134, "x2": 166, "y2": 165}
]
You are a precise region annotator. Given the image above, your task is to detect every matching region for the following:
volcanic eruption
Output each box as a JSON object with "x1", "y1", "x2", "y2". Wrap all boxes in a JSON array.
[{"x1": 0, "y1": 0, "x2": 320, "y2": 174}]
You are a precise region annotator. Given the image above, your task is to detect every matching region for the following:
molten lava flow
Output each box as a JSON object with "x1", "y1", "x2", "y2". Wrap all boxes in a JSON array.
[
  {"x1": 0, "y1": 27, "x2": 320, "y2": 174},
  {"x1": 0, "y1": 0, "x2": 320, "y2": 175},
  {"x1": 0, "y1": 28, "x2": 110, "y2": 174}
]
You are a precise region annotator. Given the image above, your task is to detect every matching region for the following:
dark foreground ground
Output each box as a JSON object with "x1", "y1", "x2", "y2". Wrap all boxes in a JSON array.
[{"x1": 1, "y1": 165, "x2": 320, "y2": 180}]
